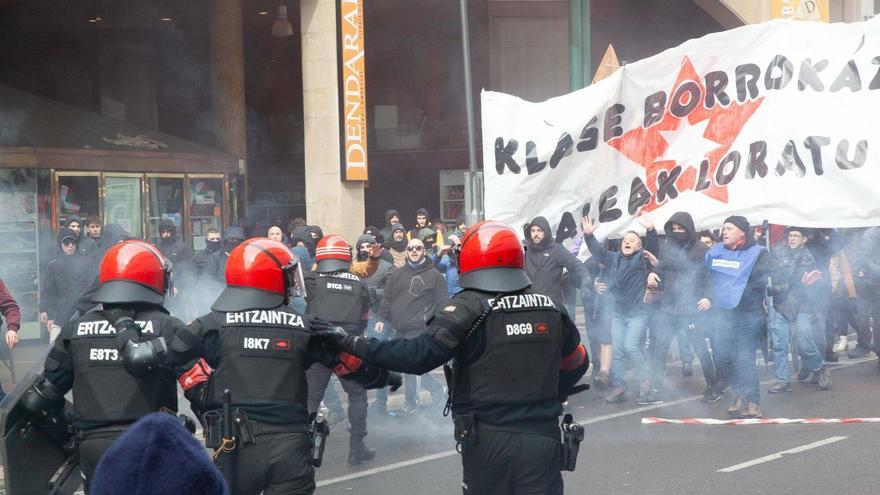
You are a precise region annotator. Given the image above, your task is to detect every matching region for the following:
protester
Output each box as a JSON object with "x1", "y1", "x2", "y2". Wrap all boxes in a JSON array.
[
  {"x1": 698, "y1": 231, "x2": 716, "y2": 248},
  {"x1": 79, "y1": 215, "x2": 103, "y2": 259},
  {"x1": 647, "y1": 212, "x2": 722, "y2": 403},
  {"x1": 157, "y1": 219, "x2": 189, "y2": 268},
  {"x1": 582, "y1": 255, "x2": 614, "y2": 389},
  {"x1": 268, "y1": 225, "x2": 284, "y2": 242},
  {"x1": 0, "y1": 278, "x2": 20, "y2": 353},
  {"x1": 706, "y1": 216, "x2": 769, "y2": 419},
  {"x1": 852, "y1": 226, "x2": 880, "y2": 361},
  {"x1": 386, "y1": 224, "x2": 408, "y2": 268},
  {"x1": 828, "y1": 229, "x2": 861, "y2": 359},
  {"x1": 453, "y1": 215, "x2": 468, "y2": 238},
  {"x1": 374, "y1": 238, "x2": 448, "y2": 415},
  {"x1": 582, "y1": 214, "x2": 659, "y2": 405},
  {"x1": 524, "y1": 216, "x2": 586, "y2": 308},
  {"x1": 378, "y1": 209, "x2": 401, "y2": 245},
  {"x1": 64, "y1": 215, "x2": 83, "y2": 239},
  {"x1": 39, "y1": 228, "x2": 94, "y2": 338},
  {"x1": 435, "y1": 234, "x2": 463, "y2": 297},
  {"x1": 407, "y1": 208, "x2": 432, "y2": 241}
]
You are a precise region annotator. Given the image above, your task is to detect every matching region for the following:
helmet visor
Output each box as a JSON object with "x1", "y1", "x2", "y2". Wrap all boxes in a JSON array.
[{"x1": 283, "y1": 260, "x2": 306, "y2": 300}]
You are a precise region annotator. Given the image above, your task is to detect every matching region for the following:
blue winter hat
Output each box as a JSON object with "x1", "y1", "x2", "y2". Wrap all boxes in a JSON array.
[{"x1": 91, "y1": 413, "x2": 228, "y2": 495}]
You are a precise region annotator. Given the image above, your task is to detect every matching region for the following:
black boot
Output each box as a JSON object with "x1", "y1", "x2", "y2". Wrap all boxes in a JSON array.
[{"x1": 349, "y1": 437, "x2": 376, "y2": 466}]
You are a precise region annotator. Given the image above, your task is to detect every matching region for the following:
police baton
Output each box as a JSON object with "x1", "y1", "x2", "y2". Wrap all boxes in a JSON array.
[{"x1": 221, "y1": 389, "x2": 238, "y2": 494}]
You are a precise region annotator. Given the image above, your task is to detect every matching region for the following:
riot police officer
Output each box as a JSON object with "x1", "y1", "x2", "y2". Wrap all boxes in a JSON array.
[
  {"x1": 20, "y1": 240, "x2": 186, "y2": 492},
  {"x1": 304, "y1": 235, "x2": 375, "y2": 465},
  {"x1": 314, "y1": 221, "x2": 589, "y2": 495},
  {"x1": 173, "y1": 238, "x2": 400, "y2": 495}
]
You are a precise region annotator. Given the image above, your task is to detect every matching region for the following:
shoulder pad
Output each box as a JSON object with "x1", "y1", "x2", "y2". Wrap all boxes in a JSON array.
[{"x1": 425, "y1": 294, "x2": 482, "y2": 350}]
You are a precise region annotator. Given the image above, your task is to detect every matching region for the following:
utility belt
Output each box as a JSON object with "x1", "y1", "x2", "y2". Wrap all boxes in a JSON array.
[
  {"x1": 452, "y1": 413, "x2": 585, "y2": 472},
  {"x1": 203, "y1": 408, "x2": 324, "y2": 467}
]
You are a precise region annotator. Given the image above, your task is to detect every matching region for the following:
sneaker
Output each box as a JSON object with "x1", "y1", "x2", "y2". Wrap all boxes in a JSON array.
[
  {"x1": 390, "y1": 403, "x2": 418, "y2": 417},
  {"x1": 832, "y1": 336, "x2": 847, "y2": 353},
  {"x1": 681, "y1": 363, "x2": 693, "y2": 377},
  {"x1": 701, "y1": 388, "x2": 723, "y2": 403},
  {"x1": 727, "y1": 396, "x2": 746, "y2": 417},
  {"x1": 848, "y1": 346, "x2": 870, "y2": 359},
  {"x1": 741, "y1": 402, "x2": 763, "y2": 418},
  {"x1": 605, "y1": 385, "x2": 627, "y2": 404},
  {"x1": 768, "y1": 382, "x2": 791, "y2": 394},
  {"x1": 816, "y1": 367, "x2": 832, "y2": 390},
  {"x1": 367, "y1": 400, "x2": 387, "y2": 416},
  {"x1": 593, "y1": 370, "x2": 610, "y2": 390}
]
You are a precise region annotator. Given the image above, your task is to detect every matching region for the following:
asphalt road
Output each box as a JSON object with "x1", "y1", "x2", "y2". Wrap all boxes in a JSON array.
[
  {"x1": 2, "y1": 351, "x2": 877, "y2": 494},
  {"x1": 314, "y1": 356, "x2": 880, "y2": 495}
]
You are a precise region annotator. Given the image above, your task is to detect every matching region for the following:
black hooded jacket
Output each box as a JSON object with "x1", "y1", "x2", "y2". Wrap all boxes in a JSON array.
[
  {"x1": 407, "y1": 208, "x2": 431, "y2": 240},
  {"x1": 157, "y1": 219, "x2": 189, "y2": 269},
  {"x1": 378, "y1": 209, "x2": 400, "y2": 245},
  {"x1": 654, "y1": 212, "x2": 712, "y2": 315},
  {"x1": 40, "y1": 228, "x2": 97, "y2": 325},
  {"x1": 524, "y1": 216, "x2": 586, "y2": 307}
]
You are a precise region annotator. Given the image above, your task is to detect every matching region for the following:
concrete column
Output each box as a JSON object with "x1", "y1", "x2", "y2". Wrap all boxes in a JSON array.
[
  {"x1": 209, "y1": 0, "x2": 247, "y2": 159},
  {"x1": 300, "y1": 0, "x2": 366, "y2": 242}
]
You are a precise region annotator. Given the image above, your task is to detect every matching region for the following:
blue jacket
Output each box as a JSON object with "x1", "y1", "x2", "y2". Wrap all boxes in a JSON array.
[{"x1": 436, "y1": 254, "x2": 462, "y2": 297}]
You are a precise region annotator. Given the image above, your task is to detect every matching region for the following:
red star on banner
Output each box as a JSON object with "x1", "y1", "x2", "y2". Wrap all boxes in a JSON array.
[{"x1": 608, "y1": 57, "x2": 764, "y2": 209}]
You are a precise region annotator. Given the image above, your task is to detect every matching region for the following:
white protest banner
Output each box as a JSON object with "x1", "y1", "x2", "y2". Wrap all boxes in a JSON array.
[{"x1": 482, "y1": 17, "x2": 880, "y2": 246}]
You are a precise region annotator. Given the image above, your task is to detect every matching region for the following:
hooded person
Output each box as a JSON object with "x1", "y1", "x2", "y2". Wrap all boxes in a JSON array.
[
  {"x1": 647, "y1": 212, "x2": 720, "y2": 402},
  {"x1": 157, "y1": 218, "x2": 189, "y2": 268},
  {"x1": 386, "y1": 223, "x2": 408, "y2": 268},
  {"x1": 407, "y1": 208, "x2": 431, "y2": 241},
  {"x1": 524, "y1": 216, "x2": 586, "y2": 308},
  {"x1": 378, "y1": 209, "x2": 401, "y2": 245},
  {"x1": 91, "y1": 412, "x2": 228, "y2": 495},
  {"x1": 418, "y1": 227, "x2": 439, "y2": 261},
  {"x1": 40, "y1": 227, "x2": 94, "y2": 335},
  {"x1": 64, "y1": 215, "x2": 84, "y2": 240}
]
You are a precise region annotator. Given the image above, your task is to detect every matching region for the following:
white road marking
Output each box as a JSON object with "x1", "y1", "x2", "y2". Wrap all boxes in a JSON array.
[
  {"x1": 311, "y1": 356, "x2": 875, "y2": 488},
  {"x1": 717, "y1": 436, "x2": 848, "y2": 473},
  {"x1": 316, "y1": 451, "x2": 459, "y2": 487}
]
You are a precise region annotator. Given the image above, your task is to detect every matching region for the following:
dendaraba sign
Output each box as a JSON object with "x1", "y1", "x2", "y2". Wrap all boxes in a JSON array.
[
  {"x1": 338, "y1": 0, "x2": 367, "y2": 181},
  {"x1": 482, "y1": 17, "x2": 880, "y2": 247}
]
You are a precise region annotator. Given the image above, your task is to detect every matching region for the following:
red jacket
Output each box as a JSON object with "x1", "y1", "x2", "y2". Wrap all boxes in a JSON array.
[{"x1": 0, "y1": 279, "x2": 21, "y2": 332}]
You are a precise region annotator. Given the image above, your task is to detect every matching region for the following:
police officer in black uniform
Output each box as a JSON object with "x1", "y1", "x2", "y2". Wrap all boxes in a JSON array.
[
  {"x1": 314, "y1": 221, "x2": 589, "y2": 495},
  {"x1": 21, "y1": 240, "x2": 187, "y2": 492},
  {"x1": 172, "y1": 238, "x2": 400, "y2": 495},
  {"x1": 304, "y1": 234, "x2": 376, "y2": 465}
]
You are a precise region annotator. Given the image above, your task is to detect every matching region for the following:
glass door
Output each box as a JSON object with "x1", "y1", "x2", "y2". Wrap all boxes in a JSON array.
[
  {"x1": 187, "y1": 175, "x2": 225, "y2": 252},
  {"x1": 103, "y1": 175, "x2": 144, "y2": 239},
  {"x1": 146, "y1": 175, "x2": 185, "y2": 245}
]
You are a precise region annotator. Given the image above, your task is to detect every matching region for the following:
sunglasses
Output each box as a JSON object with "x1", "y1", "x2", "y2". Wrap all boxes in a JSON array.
[
  {"x1": 406, "y1": 246, "x2": 424, "y2": 252},
  {"x1": 62, "y1": 239, "x2": 77, "y2": 246}
]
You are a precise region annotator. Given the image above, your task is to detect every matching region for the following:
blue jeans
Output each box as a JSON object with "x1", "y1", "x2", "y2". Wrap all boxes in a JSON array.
[
  {"x1": 715, "y1": 309, "x2": 763, "y2": 404},
  {"x1": 795, "y1": 312, "x2": 825, "y2": 372},
  {"x1": 610, "y1": 311, "x2": 650, "y2": 387},
  {"x1": 767, "y1": 307, "x2": 791, "y2": 384}
]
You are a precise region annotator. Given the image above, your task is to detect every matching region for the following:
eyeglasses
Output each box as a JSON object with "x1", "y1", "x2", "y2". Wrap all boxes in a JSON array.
[
  {"x1": 62, "y1": 239, "x2": 77, "y2": 246},
  {"x1": 406, "y1": 246, "x2": 424, "y2": 252}
]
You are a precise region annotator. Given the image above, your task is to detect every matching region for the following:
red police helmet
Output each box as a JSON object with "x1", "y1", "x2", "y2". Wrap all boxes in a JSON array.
[
  {"x1": 93, "y1": 240, "x2": 170, "y2": 305},
  {"x1": 212, "y1": 238, "x2": 302, "y2": 312},
  {"x1": 314, "y1": 234, "x2": 352, "y2": 273},
  {"x1": 458, "y1": 220, "x2": 531, "y2": 292}
]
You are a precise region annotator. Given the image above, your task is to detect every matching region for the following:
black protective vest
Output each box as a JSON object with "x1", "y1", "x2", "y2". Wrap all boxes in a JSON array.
[
  {"x1": 208, "y1": 308, "x2": 310, "y2": 407},
  {"x1": 306, "y1": 271, "x2": 367, "y2": 334},
  {"x1": 67, "y1": 310, "x2": 178, "y2": 423},
  {"x1": 452, "y1": 292, "x2": 564, "y2": 407}
]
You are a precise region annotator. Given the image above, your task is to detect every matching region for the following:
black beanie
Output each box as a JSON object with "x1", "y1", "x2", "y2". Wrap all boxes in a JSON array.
[
  {"x1": 91, "y1": 413, "x2": 228, "y2": 495},
  {"x1": 724, "y1": 215, "x2": 749, "y2": 235}
]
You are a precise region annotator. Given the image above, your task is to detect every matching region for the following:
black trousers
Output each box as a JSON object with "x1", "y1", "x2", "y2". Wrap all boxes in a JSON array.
[
  {"x1": 856, "y1": 282, "x2": 880, "y2": 353},
  {"x1": 78, "y1": 426, "x2": 127, "y2": 493},
  {"x1": 650, "y1": 312, "x2": 717, "y2": 390},
  {"x1": 461, "y1": 429, "x2": 563, "y2": 495},
  {"x1": 227, "y1": 430, "x2": 315, "y2": 495},
  {"x1": 306, "y1": 363, "x2": 367, "y2": 439}
]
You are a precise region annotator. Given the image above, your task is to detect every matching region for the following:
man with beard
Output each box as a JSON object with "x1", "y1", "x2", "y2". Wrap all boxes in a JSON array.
[
  {"x1": 524, "y1": 217, "x2": 586, "y2": 308},
  {"x1": 646, "y1": 212, "x2": 720, "y2": 402},
  {"x1": 157, "y1": 219, "x2": 189, "y2": 268},
  {"x1": 374, "y1": 238, "x2": 447, "y2": 416},
  {"x1": 378, "y1": 209, "x2": 401, "y2": 245},
  {"x1": 385, "y1": 224, "x2": 408, "y2": 268}
]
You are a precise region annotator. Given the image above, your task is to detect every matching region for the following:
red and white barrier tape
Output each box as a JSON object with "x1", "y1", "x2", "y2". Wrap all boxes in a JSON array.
[{"x1": 642, "y1": 417, "x2": 880, "y2": 425}]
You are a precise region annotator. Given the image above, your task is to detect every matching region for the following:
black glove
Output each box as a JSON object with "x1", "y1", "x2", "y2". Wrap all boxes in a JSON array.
[
  {"x1": 184, "y1": 384, "x2": 208, "y2": 418},
  {"x1": 387, "y1": 372, "x2": 402, "y2": 392},
  {"x1": 559, "y1": 383, "x2": 590, "y2": 403}
]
